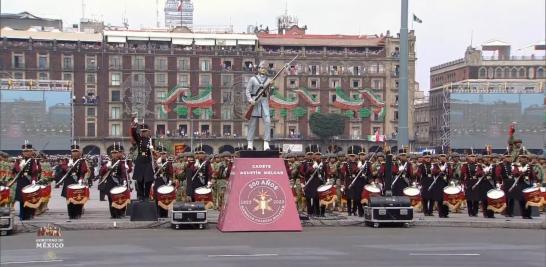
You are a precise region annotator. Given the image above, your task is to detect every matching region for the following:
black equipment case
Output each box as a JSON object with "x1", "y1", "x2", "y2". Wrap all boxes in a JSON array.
[
  {"x1": 170, "y1": 202, "x2": 207, "y2": 229},
  {"x1": 364, "y1": 196, "x2": 413, "y2": 228}
]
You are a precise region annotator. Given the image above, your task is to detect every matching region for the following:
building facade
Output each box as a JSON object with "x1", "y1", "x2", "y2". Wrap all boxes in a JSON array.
[
  {"x1": 0, "y1": 12, "x2": 63, "y2": 31},
  {"x1": 429, "y1": 41, "x2": 546, "y2": 148},
  {"x1": 1, "y1": 25, "x2": 415, "y2": 154}
]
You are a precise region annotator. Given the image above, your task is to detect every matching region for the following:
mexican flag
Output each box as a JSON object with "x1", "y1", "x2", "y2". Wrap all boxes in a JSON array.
[{"x1": 368, "y1": 130, "x2": 385, "y2": 142}]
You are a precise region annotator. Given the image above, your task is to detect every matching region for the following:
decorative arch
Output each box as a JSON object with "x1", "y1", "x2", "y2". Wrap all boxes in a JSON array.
[
  {"x1": 494, "y1": 67, "x2": 503, "y2": 78},
  {"x1": 518, "y1": 67, "x2": 526, "y2": 78},
  {"x1": 537, "y1": 67, "x2": 545, "y2": 78},
  {"x1": 511, "y1": 67, "x2": 518, "y2": 78},
  {"x1": 503, "y1": 67, "x2": 510, "y2": 78},
  {"x1": 478, "y1": 67, "x2": 487, "y2": 78}
]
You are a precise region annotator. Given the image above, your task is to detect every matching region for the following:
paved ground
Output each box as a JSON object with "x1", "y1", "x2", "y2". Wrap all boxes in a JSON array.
[
  {"x1": 7, "y1": 186, "x2": 546, "y2": 232},
  {"x1": 1, "y1": 227, "x2": 545, "y2": 267}
]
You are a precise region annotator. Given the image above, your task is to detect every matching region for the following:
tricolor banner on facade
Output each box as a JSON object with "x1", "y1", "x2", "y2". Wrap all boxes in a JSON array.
[{"x1": 367, "y1": 134, "x2": 386, "y2": 142}]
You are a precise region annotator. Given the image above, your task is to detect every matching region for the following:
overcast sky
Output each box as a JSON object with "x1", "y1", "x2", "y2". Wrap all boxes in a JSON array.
[{"x1": 2, "y1": 0, "x2": 545, "y2": 92}]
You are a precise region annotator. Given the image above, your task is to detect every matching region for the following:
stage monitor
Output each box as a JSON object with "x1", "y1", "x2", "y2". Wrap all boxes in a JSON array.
[
  {"x1": 449, "y1": 93, "x2": 544, "y2": 150},
  {"x1": 0, "y1": 90, "x2": 72, "y2": 152}
]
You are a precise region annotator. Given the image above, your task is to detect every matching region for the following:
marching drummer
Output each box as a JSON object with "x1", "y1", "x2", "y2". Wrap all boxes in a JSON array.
[
  {"x1": 11, "y1": 142, "x2": 41, "y2": 220},
  {"x1": 479, "y1": 154, "x2": 498, "y2": 218},
  {"x1": 184, "y1": 151, "x2": 212, "y2": 202},
  {"x1": 153, "y1": 146, "x2": 174, "y2": 217},
  {"x1": 57, "y1": 143, "x2": 91, "y2": 220},
  {"x1": 511, "y1": 154, "x2": 536, "y2": 219},
  {"x1": 100, "y1": 143, "x2": 128, "y2": 219},
  {"x1": 417, "y1": 152, "x2": 435, "y2": 216},
  {"x1": 393, "y1": 149, "x2": 413, "y2": 197},
  {"x1": 461, "y1": 153, "x2": 484, "y2": 217}
]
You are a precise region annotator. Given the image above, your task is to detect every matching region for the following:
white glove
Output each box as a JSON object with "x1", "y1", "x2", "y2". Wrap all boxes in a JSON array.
[
  {"x1": 313, "y1": 162, "x2": 319, "y2": 169},
  {"x1": 533, "y1": 183, "x2": 538, "y2": 187},
  {"x1": 522, "y1": 166, "x2": 528, "y2": 172},
  {"x1": 496, "y1": 183, "x2": 501, "y2": 189},
  {"x1": 249, "y1": 99, "x2": 256, "y2": 105},
  {"x1": 133, "y1": 117, "x2": 138, "y2": 124},
  {"x1": 106, "y1": 161, "x2": 112, "y2": 169},
  {"x1": 357, "y1": 161, "x2": 363, "y2": 169},
  {"x1": 194, "y1": 160, "x2": 200, "y2": 168},
  {"x1": 398, "y1": 166, "x2": 405, "y2": 172},
  {"x1": 440, "y1": 166, "x2": 446, "y2": 172}
]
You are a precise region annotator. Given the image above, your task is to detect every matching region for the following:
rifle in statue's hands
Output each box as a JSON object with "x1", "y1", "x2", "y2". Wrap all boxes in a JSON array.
[{"x1": 244, "y1": 55, "x2": 299, "y2": 120}]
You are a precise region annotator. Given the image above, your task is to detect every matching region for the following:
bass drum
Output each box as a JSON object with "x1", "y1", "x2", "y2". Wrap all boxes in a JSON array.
[
  {"x1": 156, "y1": 185, "x2": 176, "y2": 210},
  {"x1": 486, "y1": 189, "x2": 506, "y2": 213},
  {"x1": 522, "y1": 187, "x2": 541, "y2": 208},
  {"x1": 110, "y1": 186, "x2": 130, "y2": 210},
  {"x1": 0, "y1": 185, "x2": 10, "y2": 206},
  {"x1": 317, "y1": 184, "x2": 336, "y2": 206},
  {"x1": 361, "y1": 184, "x2": 381, "y2": 205},
  {"x1": 22, "y1": 184, "x2": 42, "y2": 209},
  {"x1": 66, "y1": 184, "x2": 90, "y2": 205},
  {"x1": 403, "y1": 186, "x2": 422, "y2": 211},
  {"x1": 443, "y1": 185, "x2": 464, "y2": 211},
  {"x1": 194, "y1": 186, "x2": 213, "y2": 209}
]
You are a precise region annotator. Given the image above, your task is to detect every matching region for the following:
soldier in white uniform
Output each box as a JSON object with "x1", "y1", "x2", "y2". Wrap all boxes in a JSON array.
[{"x1": 245, "y1": 62, "x2": 271, "y2": 150}]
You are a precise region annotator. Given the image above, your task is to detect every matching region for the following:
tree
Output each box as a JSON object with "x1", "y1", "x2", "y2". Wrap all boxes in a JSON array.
[{"x1": 309, "y1": 112, "x2": 347, "y2": 141}]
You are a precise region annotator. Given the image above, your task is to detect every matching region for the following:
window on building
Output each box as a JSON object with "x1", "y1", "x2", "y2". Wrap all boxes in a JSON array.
[
  {"x1": 155, "y1": 57, "x2": 168, "y2": 71},
  {"x1": 178, "y1": 124, "x2": 188, "y2": 136},
  {"x1": 222, "y1": 91, "x2": 232, "y2": 103},
  {"x1": 200, "y1": 59, "x2": 211, "y2": 71},
  {"x1": 200, "y1": 124, "x2": 210, "y2": 135},
  {"x1": 288, "y1": 78, "x2": 298, "y2": 88},
  {"x1": 155, "y1": 73, "x2": 168, "y2": 86},
  {"x1": 518, "y1": 68, "x2": 526, "y2": 78},
  {"x1": 177, "y1": 57, "x2": 190, "y2": 71},
  {"x1": 13, "y1": 72, "x2": 24, "y2": 79},
  {"x1": 330, "y1": 94, "x2": 337, "y2": 103},
  {"x1": 329, "y1": 65, "x2": 342, "y2": 75},
  {"x1": 62, "y1": 56, "x2": 73, "y2": 70},
  {"x1": 86, "y1": 107, "x2": 96, "y2": 117},
  {"x1": 111, "y1": 106, "x2": 121, "y2": 119},
  {"x1": 243, "y1": 60, "x2": 254, "y2": 71},
  {"x1": 394, "y1": 111, "x2": 399, "y2": 121},
  {"x1": 372, "y1": 127, "x2": 381, "y2": 135},
  {"x1": 13, "y1": 53, "x2": 24, "y2": 68},
  {"x1": 308, "y1": 65, "x2": 320, "y2": 75},
  {"x1": 38, "y1": 72, "x2": 49, "y2": 80},
  {"x1": 221, "y1": 106, "x2": 232, "y2": 120},
  {"x1": 330, "y1": 78, "x2": 341, "y2": 88},
  {"x1": 38, "y1": 54, "x2": 49, "y2": 69},
  {"x1": 62, "y1": 72, "x2": 73, "y2": 81},
  {"x1": 87, "y1": 122, "x2": 96, "y2": 137},
  {"x1": 133, "y1": 56, "x2": 145, "y2": 70},
  {"x1": 111, "y1": 123, "x2": 121, "y2": 137},
  {"x1": 177, "y1": 73, "x2": 190, "y2": 87},
  {"x1": 86, "y1": 73, "x2": 96, "y2": 84},
  {"x1": 495, "y1": 68, "x2": 503, "y2": 78},
  {"x1": 156, "y1": 124, "x2": 166, "y2": 137},
  {"x1": 537, "y1": 67, "x2": 545, "y2": 78},
  {"x1": 221, "y1": 74, "x2": 233, "y2": 87},
  {"x1": 309, "y1": 78, "x2": 319, "y2": 88},
  {"x1": 199, "y1": 74, "x2": 212, "y2": 87},
  {"x1": 223, "y1": 125, "x2": 232, "y2": 136},
  {"x1": 132, "y1": 73, "x2": 145, "y2": 85},
  {"x1": 372, "y1": 79, "x2": 383, "y2": 89},
  {"x1": 111, "y1": 90, "x2": 121, "y2": 102},
  {"x1": 85, "y1": 56, "x2": 96, "y2": 70},
  {"x1": 109, "y1": 56, "x2": 122, "y2": 69},
  {"x1": 156, "y1": 89, "x2": 167, "y2": 102},
  {"x1": 373, "y1": 112, "x2": 380, "y2": 121},
  {"x1": 222, "y1": 60, "x2": 232, "y2": 70},
  {"x1": 351, "y1": 79, "x2": 361, "y2": 89},
  {"x1": 111, "y1": 73, "x2": 121, "y2": 86}
]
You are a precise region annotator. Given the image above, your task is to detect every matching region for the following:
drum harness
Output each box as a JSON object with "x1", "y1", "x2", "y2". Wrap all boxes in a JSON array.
[
  {"x1": 191, "y1": 160, "x2": 209, "y2": 184},
  {"x1": 57, "y1": 147, "x2": 97, "y2": 186},
  {"x1": 391, "y1": 161, "x2": 409, "y2": 188},
  {"x1": 7, "y1": 159, "x2": 33, "y2": 188},
  {"x1": 509, "y1": 164, "x2": 531, "y2": 192},
  {"x1": 303, "y1": 161, "x2": 323, "y2": 190},
  {"x1": 98, "y1": 160, "x2": 122, "y2": 186},
  {"x1": 427, "y1": 163, "x2": 442, "y2": 191}
]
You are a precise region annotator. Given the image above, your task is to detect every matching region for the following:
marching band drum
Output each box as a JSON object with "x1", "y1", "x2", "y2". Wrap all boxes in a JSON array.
[
  {"x1": 443, "y1": 185, "x2": 465, "y2": 212},
  {"x1": 486, "y1": 188, "x2": 506, "y2": 213},
  {"x1": 66, "y1": 183, "x2": 90, "y2": 205},
  {"x1": 317, "y1": 184, "x2": 337, "y2": 206},
  {"x1": 361, "y1": 184, "x2": 381, "y2": 205},
  {"x1": 403, "y1": 186, "x2": 422, "y2": 211},
  {"x1": 156, "y1": 184, "x2": 176, "y2": 210},
  {"x1": 109, "y1": 185, "x2": 131, "y2": 210},
  {"x1": 22, "y1": 184, "x2": 42, "y2": 210},
  {"x1": 0, "y1": 186, "x2": 10, "y2": 206},
  {"x1": 194, "y1": 186, "x2": 214, "y2": 209},
  {"x1": 522, "y1": 187, "x2": 542, "y2": 208}
]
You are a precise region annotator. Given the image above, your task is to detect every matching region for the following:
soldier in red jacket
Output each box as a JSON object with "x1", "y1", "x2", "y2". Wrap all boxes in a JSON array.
[{"x1": 11, "y1": 142, "x2": 42, "y2": 220}]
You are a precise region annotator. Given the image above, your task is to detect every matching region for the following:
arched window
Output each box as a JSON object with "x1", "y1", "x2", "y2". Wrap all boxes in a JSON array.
[
  {"x1": 518, "y1": 68, "x2": 526, "y2": 78},
  {"x1": 511, "y1": 68, "x2": 518, "y2": 78},
  {"x1": 537, "y1": 67, "x2": 545, "y2": 78},
  {"x1": 494, "y1": 67, "x2": 503, "y2": 78},
  {"x1": 503, "y1": 67, "x2": 510, "y2": 78},
  {"x1": 478, "y1": 67, "x2": 487, "y2": 78}
]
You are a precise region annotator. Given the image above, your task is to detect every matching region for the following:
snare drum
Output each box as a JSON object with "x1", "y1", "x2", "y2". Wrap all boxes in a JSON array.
[
  {"x1": 403, "y1": 186, "x2": 422, "y2": 210},
  {"x1": 317, "y1": 184, "x2": 337, "y2": 206},
  {"x1": 540, "y1": 187, "x2": 546, "y2": 207},
  {"x1": 110, "y1": 186, "x2": 130, "y2": 209},
  {"x1": 522, "y1": 187, "x2": 541, "y2": 208},
  {"x1": 361, "y1": 184, "x2": 381, "y2": 205},
  {"x1": 486, "y1": 189, "x2": 506, "y2": 213},
  {"x1": 156, "y1": 185, "x2": 176, "y2": 210},
  {"x1": 194, "y1": 186, "x2": 213, "y2": 209},
  {"x1": 443, "y1": 185, "x2": 464, "y2": 211},
  {"x1": 22, "y1": 184, "x2": 42, "y2": 209},
  {"x1": 40, "y1": 184, "x2": 52, "y2": 203},
  {"x1": 66, "y1": 184, "x2": 89, "y2": 205},
  {"x1": 0, "y1": 185, "x2": 10, "y2": 206}
]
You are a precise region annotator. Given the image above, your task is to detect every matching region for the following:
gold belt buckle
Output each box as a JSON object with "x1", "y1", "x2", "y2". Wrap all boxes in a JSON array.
[{"x1": 23, "y1": 172, "x2": 28, "y2": 176}]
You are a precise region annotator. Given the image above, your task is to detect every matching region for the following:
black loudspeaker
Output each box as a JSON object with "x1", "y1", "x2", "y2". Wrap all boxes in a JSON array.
[
  {"x1": 368, "y1": 196, "x2": 411, "y2": 207},
  {"x1": 130, "y1": 200, "x2": 158, "y2": 221}
]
